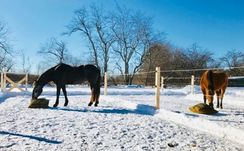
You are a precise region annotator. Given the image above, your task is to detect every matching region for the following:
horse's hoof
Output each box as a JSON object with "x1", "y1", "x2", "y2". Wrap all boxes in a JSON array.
[
  {"x1": 94, "y1": 104, "x2": 98, "y2": 107},
  {"x1": 88, "y1": 102, "x2": 93, "y2": 106},
  {"x1": 53, "y1": 104, "x2": 58, "y2": 107},
  {"x1": 64, "y1": 103, "x2": 68, "y2": 106}
]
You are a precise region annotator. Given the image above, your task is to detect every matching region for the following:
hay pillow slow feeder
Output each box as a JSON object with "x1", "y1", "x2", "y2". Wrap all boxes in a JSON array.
[
  {"x1": 189, "y1": 103, "x2": 218, "y2": 114},
  {"x1": 29, "y1": 98, "x2": 49, "y2": 108}
]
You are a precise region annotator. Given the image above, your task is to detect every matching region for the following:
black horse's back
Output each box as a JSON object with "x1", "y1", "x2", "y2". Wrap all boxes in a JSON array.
[
  {"x1": 52, "y1": 63, "x2": 100, "y2": 83},
  {"x1": 52, "y1": 63, "x2": 83, "y2": 84}
]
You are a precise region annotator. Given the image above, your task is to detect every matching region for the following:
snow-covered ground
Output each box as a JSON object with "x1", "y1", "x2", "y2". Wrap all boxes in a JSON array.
[{"x1": 0, "y1": 86, "x2": 243, "y2": 150}]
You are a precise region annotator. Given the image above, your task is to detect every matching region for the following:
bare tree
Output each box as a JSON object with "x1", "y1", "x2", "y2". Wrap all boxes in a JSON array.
[
  {"x1": 66, "y1": 7, "x2": 99, "y2": 67},
  {"x1": 171, "y1": 44, "x2": 213, "y2": 70},
  {"x1": 64, "y1": 54, "x2": 83, "y2": 66},
  {"x1": 170, "y1": 43, "x2": 213, "y2": 78},
  {"x1": 185, "y1": 43, "x2": 213, "y2": 69},
  {"x1": 111, "y1": 6, "x2": 162, "y2": 84},
  {"x1": 220, "y1": 50, "x2": 244, "y2": 76},
  {"x1": 140, "y1": 43, "x2": 172, "y2": 85},
  {"x1": 221, "y1": 50, "x2": 244, "y2": 67},
  {"x1": 37, "y1": 37, "x2": 83, "y2": 73},
  {"x1": 0, "y1": 22, "x2": 9, "y2": 54},
  {"x1": 91, "y1": 5, "x2": 114, "y2": 73},
  {"x1": 66, "y1": 4, "x2": 115, "y2": 73},
  {"x1": 139, "y1": 43, "x2": 214, "y2": 86},
  {"x1": 38, "y1": 37, "x2": 68, "y2": 64},
  {"x1": 0, "y1": 21, "x2": 13, "y2": 71},
  {"x1": 20, "y1": 50, "x2": 31, "y2": 73}
]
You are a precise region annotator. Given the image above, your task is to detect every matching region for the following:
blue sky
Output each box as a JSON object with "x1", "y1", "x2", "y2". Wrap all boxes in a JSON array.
[{"x1": 0, "y1": 0, "x2": 244, "y2": 72}]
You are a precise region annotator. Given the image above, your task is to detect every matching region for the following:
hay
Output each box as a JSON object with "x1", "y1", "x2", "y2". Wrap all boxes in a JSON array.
[
  {"x1": 189, "y1": 103, "x2": 218, "y2": 114},
  {"x1": 28, "y1": 98, "x2": 49, "y2": 108}
]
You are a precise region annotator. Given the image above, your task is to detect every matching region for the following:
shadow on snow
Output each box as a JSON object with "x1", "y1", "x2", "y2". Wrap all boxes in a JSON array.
[
  {"x1": 0, "y1": 91, "x2": 31, "y2": 104},
  {"x1": 49, "y1": 104, "x2": 156, "y2": 116},
  {"x1": 0, "y1": 131, "x2": 62, "y2": 144}
]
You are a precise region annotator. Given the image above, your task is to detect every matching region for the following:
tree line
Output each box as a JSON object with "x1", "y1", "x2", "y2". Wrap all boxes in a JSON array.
[{"x1": 0, "y1": 4, "x2": 243, "y2": 85}]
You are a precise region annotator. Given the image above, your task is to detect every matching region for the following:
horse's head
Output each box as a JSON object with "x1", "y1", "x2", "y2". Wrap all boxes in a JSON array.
[
  {"x1": 32, "y1": 81, "x2": 43, "y2": 99},
  {"x1": 207, "y1": 88, "x2": 215, "y2": 96}
]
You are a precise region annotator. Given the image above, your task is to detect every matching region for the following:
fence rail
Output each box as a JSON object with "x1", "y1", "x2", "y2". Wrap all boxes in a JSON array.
[{"x1": 1, "y1": 72, "x2": 29, "y2": 92}]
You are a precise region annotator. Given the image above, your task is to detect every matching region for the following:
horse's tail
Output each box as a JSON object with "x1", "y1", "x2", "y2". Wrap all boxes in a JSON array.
[
  {"x1": 97, "y1": 70, "x2": 101, "y2": 91},
  {"x1": 207, "y1": 70, "x2": 214, "y2": 92},
  {"x1": 95, "y1": 68, "x2": 101, "y2": 100}
]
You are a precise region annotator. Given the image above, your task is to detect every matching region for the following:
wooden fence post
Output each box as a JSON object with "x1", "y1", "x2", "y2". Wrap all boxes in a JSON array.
[
  {"x1": 25, "y1": 73, "x2": 28, "y2": 91},
  {"x1": 155, "y1": 67, "x2": 161, "y2": 109},
  {"x1": 191, "y1": 75, "x2": 195, "y2": 94},
  {"x1": 3, "y1": 72, "x2": 6, "y2": 91},
  {"x1": 1, "y1": 72, "x2": 3, "y2": 92},
  {"x1": 161, "y1": 76, "x2": 164, "y2": 90},
  {"x1": 104, "y1": 72, "x2": 107, "y2": 96}
]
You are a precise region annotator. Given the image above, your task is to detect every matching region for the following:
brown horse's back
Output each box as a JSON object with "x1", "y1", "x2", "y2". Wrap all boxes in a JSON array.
[
  {"x1": 212, "y1": 71, "x2": 228, "y2": 90},
  {"x1": 200, "y1": 70, "x2": 228, "y2": 91}
]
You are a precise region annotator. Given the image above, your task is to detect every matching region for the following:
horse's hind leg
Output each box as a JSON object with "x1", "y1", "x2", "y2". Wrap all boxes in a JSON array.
[
  {"x1": 93, "y1": 81, "x2": 100, "y2": 107},
  {"x1": 94, "y1": 93, "x2": 100, "y2": 107},
  {"x1": 88, "y1": 77, "x2": 100, "y2": 107},
  {"x1": 88, "y1": 89, "x2": 95, "y2": 106},
  {"x1": 54, "y1": 85, "x2": 61, "y2": 107},
  {"x1": 204, "y1": 95, "x2": 206, "y2": 104},
  {"x1": 202, "y1": 89, "x2": 206, "y2": 104},
  {"x1": 88, "y1": 85, "x2": 95, "y2": 106},
  {"x1": 220, "y1": 87, "x2": 226, "y2": 109},
  {"x1": 62, "y1": 85, "x2": 69, "y2": 106},
  {"x1": 208, "y1": 96, "x2": 214, "y2": 109},
  {"x1": 94, "y1": 88, "x2": 100, "y2": 107},
  {"x1": 216, "y1": 90, "x2": 221, "y2": 108}
]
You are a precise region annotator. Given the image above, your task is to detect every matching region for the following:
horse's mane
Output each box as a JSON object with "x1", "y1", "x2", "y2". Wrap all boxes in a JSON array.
[
  {"x1": 207, "y1": 70, "x2": 215, "y2": 92},
  {"x1": 36, "y1": 65, "x2": 57, "y2": 85}
]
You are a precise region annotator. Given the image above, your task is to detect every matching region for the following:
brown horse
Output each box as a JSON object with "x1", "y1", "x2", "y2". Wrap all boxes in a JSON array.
[{"x1": 200, "y1": 70, "x2": 228, "y2": 109}]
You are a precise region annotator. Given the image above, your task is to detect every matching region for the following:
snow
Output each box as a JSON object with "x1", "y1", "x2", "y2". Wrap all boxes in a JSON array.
[{"x1": 0, "y1": 85, "x2": 244, "y2": 150}]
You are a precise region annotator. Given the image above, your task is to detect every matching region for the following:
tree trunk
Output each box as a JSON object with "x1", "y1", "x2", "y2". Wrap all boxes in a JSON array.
[{"x1": 124, "y1": 62, "x2": 130, "y2": 85}]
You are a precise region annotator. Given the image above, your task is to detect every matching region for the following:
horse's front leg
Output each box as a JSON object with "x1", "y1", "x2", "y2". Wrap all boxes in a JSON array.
[
  {"x1": 220, "y1": 98, "x2": 223, "y2": 109},
  {"x1": 202, "y1": 89, "x2": 206, "y2": 104},
  {"x1": 94, "y1": 86, "x2": 100, "y2": 107},
  {"x1": 217, "y1": 97, "x2": 220, "y2": 108},
  {"x1": 62, "y1": 85, "x2": 69, "y2": 106},
  {"x1": 220, "y1": 89, "x2": 226, "y2": 109},
  {"x1": 216, "y1": 90, "x2": 221, "y2": 108},
  {"x1": 53, "y1": 85, "x2": 61, "y2": 107},
  {"x1": 94, "y1": 94, "x2": 99, "y2": 107},
  {"x1": 208, "y1": 96, "x2": 214, "y2": 109}
]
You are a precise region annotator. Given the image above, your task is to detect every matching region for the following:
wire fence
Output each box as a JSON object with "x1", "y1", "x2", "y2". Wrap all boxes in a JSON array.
[
  {"x1": 1, "y1": 65, "x2": 244, "y2": 93},
  {"x1": 104, "y1": 66, "x2": 244, "y2": 87}
]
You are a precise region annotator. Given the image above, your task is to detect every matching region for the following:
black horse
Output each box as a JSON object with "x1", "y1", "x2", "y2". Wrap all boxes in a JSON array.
[{"x1": 32, "y1": 63, "x2": 101, "y2": 107}]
